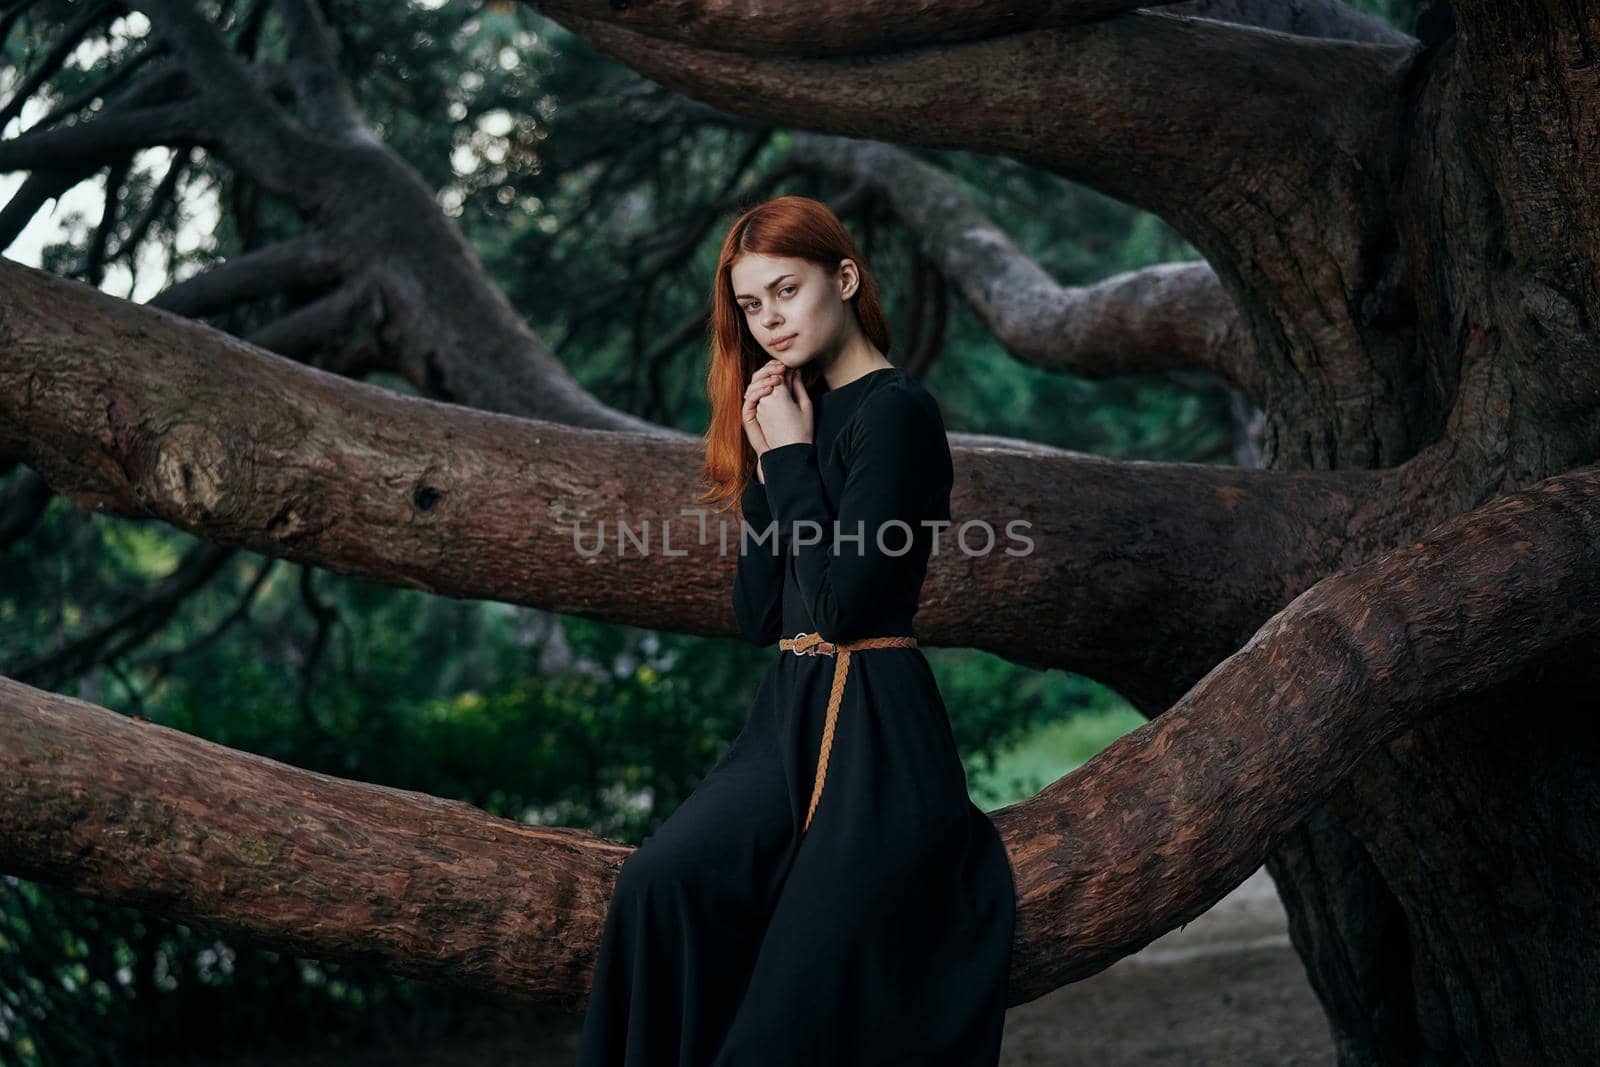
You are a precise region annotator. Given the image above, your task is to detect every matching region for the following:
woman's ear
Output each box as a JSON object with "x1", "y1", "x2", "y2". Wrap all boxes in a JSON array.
[{"x1": 838, "y1": 258, "x2": 859, "y2": 301}]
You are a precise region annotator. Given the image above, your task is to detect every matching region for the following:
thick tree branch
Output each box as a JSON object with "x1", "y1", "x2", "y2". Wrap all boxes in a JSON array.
[
  {"x1": 132, "y1": 0, "x2": 327, "y2": 197},
  {"x1": 996, "y1": 457, "x2": 1600, "y2": 1000},
  {"x1": 1, "y1": 255, "x2": 1437, "y2": 712},
  {"x1": 273, "y1": 0, "x2": 370, "y2": 139},
  {"x1": 149, "y1": 233, "x2": 345, "y2": 318},
  {"x1": 0, "y1": 673, "x2": 626, "y2": 1009},
  {"x1": 521, "y1": 0, "x2": 1190, "y2": 57},
  {"x1": 527, "y1": 6, "x2": 1410, "y2": 225},
  {"x1": 0, "y1": 101, "x2": 209, "y2": 172},
  {"x1": 518, "y1": 0, "x2": 1411, "y2": 58},
  {"x1": 3, "y1": 459, "x2": 1593, "y2": 1005}
]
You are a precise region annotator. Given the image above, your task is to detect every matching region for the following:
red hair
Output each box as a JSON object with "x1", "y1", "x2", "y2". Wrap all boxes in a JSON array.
[{"x1": 698, "y1": 195, "x2": 893, "y2": 516}]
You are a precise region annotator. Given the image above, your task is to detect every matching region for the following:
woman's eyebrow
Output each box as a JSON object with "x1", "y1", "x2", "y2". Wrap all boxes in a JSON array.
[{"x1": 734, "y1": 273, "x2": 797, "y2": 300}]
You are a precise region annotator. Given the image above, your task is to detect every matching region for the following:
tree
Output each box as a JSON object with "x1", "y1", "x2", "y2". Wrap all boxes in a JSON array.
[{"x1": 4, "y1": 1, "x2": 1599, "y2": 1063}]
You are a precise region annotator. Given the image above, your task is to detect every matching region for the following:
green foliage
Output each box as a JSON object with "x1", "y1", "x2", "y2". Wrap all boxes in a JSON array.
[{"x1": 921, "y1": 646, "x2": 1139, "y2": 810}]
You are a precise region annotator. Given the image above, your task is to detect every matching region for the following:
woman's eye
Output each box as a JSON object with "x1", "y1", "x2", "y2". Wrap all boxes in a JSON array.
[{"x1": 742, "y1": 287, "x2": 792, "y2": 312}]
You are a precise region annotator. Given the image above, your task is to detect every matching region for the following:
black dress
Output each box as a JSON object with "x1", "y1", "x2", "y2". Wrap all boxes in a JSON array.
[{"x1": 577, "y1": 366, "x2": 1017, "y2": 1066}]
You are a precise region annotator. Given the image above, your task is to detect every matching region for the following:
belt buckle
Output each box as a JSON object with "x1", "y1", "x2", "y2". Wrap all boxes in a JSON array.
[{"x1": 790, "y1": 631, "x2": 836, "y2": 657}]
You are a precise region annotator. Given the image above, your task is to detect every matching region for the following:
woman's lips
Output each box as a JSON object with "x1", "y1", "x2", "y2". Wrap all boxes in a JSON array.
[{"x1": 773, "y1": 335, "x2": 796, "y2": 350}]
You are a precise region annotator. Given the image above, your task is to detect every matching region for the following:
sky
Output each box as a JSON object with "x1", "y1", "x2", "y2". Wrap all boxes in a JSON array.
[
  {"x1": 2, "y1": 12, "x2": 218, "y2": 303},
  {"x1": 2, "y1": 4, "x2": 516, "y2": 303}
]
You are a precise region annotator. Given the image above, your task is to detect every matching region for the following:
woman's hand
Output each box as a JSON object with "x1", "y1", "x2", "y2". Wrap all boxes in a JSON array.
[
  {"x1": 741, "y1": 360, "x2": 789, "y2": 474},
  {"x1": 754, "y1": 363, "x2": 814, "y2": 451}
]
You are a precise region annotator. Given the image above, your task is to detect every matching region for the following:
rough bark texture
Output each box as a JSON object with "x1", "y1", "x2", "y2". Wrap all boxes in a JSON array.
[{"x1": 0, "y1": 674, "x2": 627, "y2": 1012}]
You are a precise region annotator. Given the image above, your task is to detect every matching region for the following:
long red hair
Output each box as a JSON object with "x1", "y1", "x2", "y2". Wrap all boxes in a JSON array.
[{"x1": 699, "y1": 195, "x2": 893, "y2": 515}]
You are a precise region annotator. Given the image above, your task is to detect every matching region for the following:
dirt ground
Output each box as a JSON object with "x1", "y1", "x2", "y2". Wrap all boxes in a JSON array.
[
  {"x1": 162, "y1": 866, "x2": 1335, "y2": 1066},
  {"x1": 995, "y1": 865, "x2": 1336, "y2": 1066}
]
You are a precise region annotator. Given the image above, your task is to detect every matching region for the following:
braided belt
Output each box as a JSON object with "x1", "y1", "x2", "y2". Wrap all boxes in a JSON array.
[{"x1": 777, "y1": 630, "x2": 919, "y2": 833}]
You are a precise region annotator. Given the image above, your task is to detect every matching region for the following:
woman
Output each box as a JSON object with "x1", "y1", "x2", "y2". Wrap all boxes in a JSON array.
[{"x1": 577, "y1": 195, "x2": 1017, "y2": 1066}]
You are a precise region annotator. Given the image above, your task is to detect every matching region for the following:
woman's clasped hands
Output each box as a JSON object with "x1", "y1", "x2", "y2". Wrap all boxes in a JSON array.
[{"x1": 741, "y1": 359, "x2": 813, "y2": 482}]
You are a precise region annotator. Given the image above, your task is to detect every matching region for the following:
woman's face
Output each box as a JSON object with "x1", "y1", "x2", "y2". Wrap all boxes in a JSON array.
[{"x1": 729, "y1": 253, "x2": 857, "y2": 370}]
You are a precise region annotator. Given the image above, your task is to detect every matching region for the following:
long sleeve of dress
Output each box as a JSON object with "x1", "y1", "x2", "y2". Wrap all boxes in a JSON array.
[
  {"x1": 758, "y1": 386, "x2": 939, "y2": 644},
  {"x1": 731, "y1": 471, "x2": 785, "y2": 646}
]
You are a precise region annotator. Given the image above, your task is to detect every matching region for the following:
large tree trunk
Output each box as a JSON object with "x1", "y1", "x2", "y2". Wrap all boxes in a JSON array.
[{"x1": 1261, "y1": 8, "x2": 1600, "y2": 1063}]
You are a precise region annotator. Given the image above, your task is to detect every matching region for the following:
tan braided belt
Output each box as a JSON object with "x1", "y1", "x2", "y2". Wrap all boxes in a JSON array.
[{"x1": 777, "y1": 630, "x2": 919, "y2": 833}]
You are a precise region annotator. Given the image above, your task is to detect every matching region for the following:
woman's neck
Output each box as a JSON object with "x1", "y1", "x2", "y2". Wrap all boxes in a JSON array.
[{"x1": 817, "y1": 332, "x2": 891, "y2": 392}]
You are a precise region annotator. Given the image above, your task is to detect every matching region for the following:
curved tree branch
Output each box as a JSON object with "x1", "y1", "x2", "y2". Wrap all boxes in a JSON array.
[
  {"x1": 784, "y1": 132, "x2": 1251, "y2": 392},
  {"x1": 44, "y1": 1, "x2": 654, "y2": 433},
  {"x1": 132, "y1": 0, "x2": 328, "y2": 197},
  {"x1": 995, "y1": 456, "x2": 1600, "y2": 1000},
  {"x1": 515, "y1": 0, "x2": 1412, "y2": 59},
  {"x1": 149, "y1": 233, "x2": 346, "y2": 318},
  {"x1": 0, "y1": 100, "x2": 210, "y2": 171},
  {"x1": 519, "y1": 0, "x2": 1190, "y2": 57},
  {"x1": 526, "y1": 7, "x2": 1407, "y2": 220},
  {"x1": 0, "y1": 672, "x2": 627, "y2": 1010}
]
